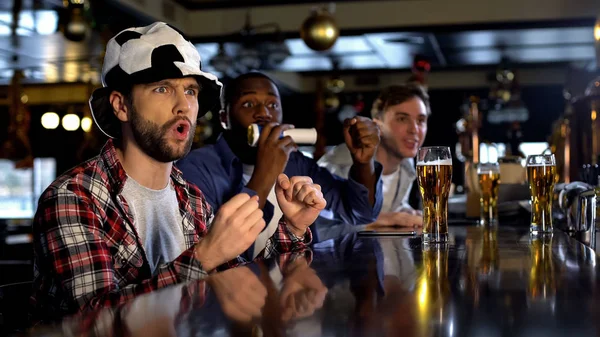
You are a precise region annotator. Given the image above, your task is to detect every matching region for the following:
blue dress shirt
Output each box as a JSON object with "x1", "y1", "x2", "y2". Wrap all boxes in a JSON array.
[{"x1": 176, "y1": 135, "x2": 383, "y2": 244}]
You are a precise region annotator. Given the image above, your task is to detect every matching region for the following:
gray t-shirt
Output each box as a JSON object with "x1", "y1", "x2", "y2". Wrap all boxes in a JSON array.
[{"x1": 121, "y1": 177, "x2": 186, "y2": 275}]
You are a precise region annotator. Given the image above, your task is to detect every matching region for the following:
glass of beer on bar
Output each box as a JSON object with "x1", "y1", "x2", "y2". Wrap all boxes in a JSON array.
[
  {"x1": 417, "y1": 146, "x2": 453, "y2": 244},
  {"x1": 526, "y1": 154, "x2": 556, "y2": 234},
  {"x1": 477, "y1": 162, "x2": 500, "y2": 225}
]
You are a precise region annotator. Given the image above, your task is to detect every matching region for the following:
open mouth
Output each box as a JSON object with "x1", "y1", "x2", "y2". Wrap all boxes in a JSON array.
[
  {"x1": 403, "y1": 139, "x2": 418, "y2": 149},
  {"x1": 172, "y1": 120, "x2": 190, "y2": 139}
]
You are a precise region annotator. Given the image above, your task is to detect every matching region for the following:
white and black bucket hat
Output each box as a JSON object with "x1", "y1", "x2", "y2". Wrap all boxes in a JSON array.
[{"x1": 89, "y1": 21, "x2": 222, "y2": 139}]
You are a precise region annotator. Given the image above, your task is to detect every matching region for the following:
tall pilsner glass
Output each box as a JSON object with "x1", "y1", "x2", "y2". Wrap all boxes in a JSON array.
[
  {"x1": 417, "y1": 147, "x2": 453, "y2": 244},
  {"x1": 478, "y1": 163, "x2": 501, "y2": 225},
  {"x1": 526, "y1": 154, "x2": 556, "y2": 235}
]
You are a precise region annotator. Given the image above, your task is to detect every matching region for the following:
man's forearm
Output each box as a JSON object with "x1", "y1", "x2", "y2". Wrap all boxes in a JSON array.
[{"x1": 350, "y1": 159, "x2": 376, "y2": 206}]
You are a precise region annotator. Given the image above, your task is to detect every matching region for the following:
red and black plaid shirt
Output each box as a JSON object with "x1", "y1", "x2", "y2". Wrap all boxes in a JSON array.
[{"x1": 30, "y1": 140, "x2": 311, "y2": 323}]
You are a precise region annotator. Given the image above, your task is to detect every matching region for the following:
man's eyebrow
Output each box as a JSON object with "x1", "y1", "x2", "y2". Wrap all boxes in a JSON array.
[
  {"x1": 145, "y1": 80, "x2": 172, "y2": 87},
  {"x1": 186, "y1": 83, "x2": 201, "y2": 91},
  {"x1": 393, "y1": 112, "x2": 427, "y2": 118},
  {"x1": 238, "y1": 90, "x2": 279, "y2": 97},
  {"x1": 145, "y1": 80, "x2": 201, "y2": 91}
]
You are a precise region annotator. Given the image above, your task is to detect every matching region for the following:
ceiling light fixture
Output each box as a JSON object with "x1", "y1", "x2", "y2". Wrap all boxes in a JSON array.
[
  {"x1": 266, "y1": 40, "x2": 291, "y2": 67},
  {"x1": 300, "y1": 5, "x2": 339, "y2": 52},
  {"x1": 237, "y1": 45, "x2": 262, "y2": 70},
  {"x1": 208, "y1": 11, "x2": 290, "y2": 72},
  {"x1": 59, "y1": 0, "x2": 90, "y2": 42},
  {"x1": 209, "y1": 43, "x2": 234, "y2": 73}
]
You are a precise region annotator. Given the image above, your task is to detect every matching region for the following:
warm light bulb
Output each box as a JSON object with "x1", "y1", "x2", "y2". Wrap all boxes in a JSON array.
[
  {"x1": 325, "y1": 27, "x2": 335, "y2": 38},
  {"x1": 62, "y1": 114, "x2": 80, "y2": 131},
  {"x1": 41, "y1": 112, "x2": 59, "y2": 129},
  {"x1": 81, "y1": 117, "x2": 92, "y2": 132}
]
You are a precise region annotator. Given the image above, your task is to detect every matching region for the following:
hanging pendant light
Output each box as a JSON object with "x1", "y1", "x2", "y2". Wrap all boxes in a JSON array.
[{"x1": 300, "y1": 6, "x2": 339, "y2": 52}]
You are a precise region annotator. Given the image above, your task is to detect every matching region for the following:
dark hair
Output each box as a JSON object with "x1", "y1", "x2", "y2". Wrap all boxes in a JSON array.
[
  {"x1": 371, "y1": 84, "x2": 431, "y2": 119},
  {"x1": 223, "y1": 71, "x2": 277, "y2": 109}
]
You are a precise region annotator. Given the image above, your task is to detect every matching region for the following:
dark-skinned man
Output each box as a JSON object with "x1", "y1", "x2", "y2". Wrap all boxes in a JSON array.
[{"x1": 177, "y1": 72, "x2": 383, "y2": 254}]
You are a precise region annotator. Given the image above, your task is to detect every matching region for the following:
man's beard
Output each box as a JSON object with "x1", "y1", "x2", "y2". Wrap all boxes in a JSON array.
[{"x1": 128, "y1": 105, "x2": 195, "y2": 163}]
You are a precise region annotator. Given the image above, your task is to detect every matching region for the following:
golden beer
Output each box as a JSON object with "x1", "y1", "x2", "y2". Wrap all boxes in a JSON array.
[
  {"x1": 478, "y1": 170, "x2": 500, "y2": 224},
  {"x1": 418, "y1": 162, "x2": 453, "y2": 243},
  {"x1": 528, "y1": 236, "x2": 555, "y2": 304},
  {"x1": 527, "y1": 165, "x2": 556, "y2": 234},
  {"x1": 417, "y1": 245, "x2": 450, "y2": 336}
]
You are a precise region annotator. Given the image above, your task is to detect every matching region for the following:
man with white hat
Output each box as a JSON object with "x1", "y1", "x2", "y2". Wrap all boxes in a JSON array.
[{"x1": 30, "y1": 22, "x2": 324, "y2": 323}]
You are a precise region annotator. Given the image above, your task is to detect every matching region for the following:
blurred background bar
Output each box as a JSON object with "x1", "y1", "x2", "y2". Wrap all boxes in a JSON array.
[
  {"x1": 0, "y1": 2, "x2": 599, "y2": 329},
  {"x1": 0, "y1": 0, "x2": 598, "y2": 181}
]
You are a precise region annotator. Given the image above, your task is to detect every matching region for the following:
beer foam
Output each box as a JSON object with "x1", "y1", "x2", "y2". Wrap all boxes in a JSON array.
[
  {"x1": 527, "y1": 163, "x2": 556, "y2": 167},
  {"x1": 417, "y1": 159, "x2": 452, "y2": 166}
]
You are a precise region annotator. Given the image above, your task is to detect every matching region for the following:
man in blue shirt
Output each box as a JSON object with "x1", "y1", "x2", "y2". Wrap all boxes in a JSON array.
[{"x1": 177, "y1": 72, "x2": 383, "y2": 248}]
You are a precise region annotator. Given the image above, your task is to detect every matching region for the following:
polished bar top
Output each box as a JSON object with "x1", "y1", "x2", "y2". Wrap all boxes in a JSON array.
[{"x1": 29, "y1": 225, "x2": 600, "y2": 337}]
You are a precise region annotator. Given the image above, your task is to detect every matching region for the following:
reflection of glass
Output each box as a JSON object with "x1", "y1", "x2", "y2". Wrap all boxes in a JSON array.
[
  {"x1": 417, "y1": 147, "x2": 453, "y2": 244},
  {"x1": 477, "y1": 163, "x2": 500, "y2": 225},
  {"x1": 417, "y1": 245, "x2": 451, "y2": 336},
  {"x1": 479, "y1": 226, "x2": 499, "y2": 275},
  {"x1": 526, "y1": 154, "x2": 557, "y2": 234},
  {"x1": 528, "y1": 236, "x2": 556, "y2": 307},
  {"x1": 464, "y1": 226, "x2": 499, "y2": 307}
]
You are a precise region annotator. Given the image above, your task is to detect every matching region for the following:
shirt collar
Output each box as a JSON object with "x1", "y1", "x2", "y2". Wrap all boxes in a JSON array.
[
  {"x1": 400, "y1": 157, "x2": 416, "y2": 179},
  {"x1": 215, "y1": 134, "x2": 240, "y2": 172},
  {"x1": 100, "y1": 139, "x2": 187, "y2": 195}
]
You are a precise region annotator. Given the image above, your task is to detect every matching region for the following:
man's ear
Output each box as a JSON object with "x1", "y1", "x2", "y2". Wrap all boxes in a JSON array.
[
  {"x1": 109, "y1": 91, "x2": 130, "y2": 123},
  {"x1": 372, "y1": 115, "x2": 384, "y2": 128},
  {"x1": 219, "y1": 106, "x2": 229, "y2": 130}
]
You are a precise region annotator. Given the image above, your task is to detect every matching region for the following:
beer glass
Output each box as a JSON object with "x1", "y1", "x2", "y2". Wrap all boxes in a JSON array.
[
  {"x1": 526, "y1": 154, "x2": 557, "y2": 234},
  {"x1": 417, "y1": 146, "x2": 453, "y2": 244},
  {"x1": 477, "y1": 163, "x2": 500, "y2": 225}
]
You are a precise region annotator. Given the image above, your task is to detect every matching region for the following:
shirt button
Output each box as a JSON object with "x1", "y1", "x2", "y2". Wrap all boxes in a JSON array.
[{"x1": 121, "y1": 259, "x2": 127, "y2": 265}]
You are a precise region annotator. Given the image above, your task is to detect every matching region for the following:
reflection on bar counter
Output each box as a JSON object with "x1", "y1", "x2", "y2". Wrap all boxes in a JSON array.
[
  {"x1": 528, "y1": 235, "x2": 556, "y2": 310},
  {"x1": 416, "y1": 244, "x2": 453, "y2": 337}
]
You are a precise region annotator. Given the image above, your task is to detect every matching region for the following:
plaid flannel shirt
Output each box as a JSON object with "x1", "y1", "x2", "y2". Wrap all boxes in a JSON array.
[{"x1": 30, "y1": 139, "x2": 311, "y2": 323}]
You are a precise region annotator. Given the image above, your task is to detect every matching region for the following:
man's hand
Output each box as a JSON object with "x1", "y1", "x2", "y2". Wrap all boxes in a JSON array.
[
  {"x1": 207, "y1": 267, "x2": 267, "y2": 323},
  {"x1": 366, "y1": 211, "x2": 423, "y2": 228},
  {"x1": 280, "y1": 258, "x2": 328, "y2": 322},
  {"x1": 195, "y1": 194, "x2": 265, "y2": 271},
  {"x1": 247, "y1": 123, "x2": 297, "y2": 209},
  {"x1": 275, "y1": 174, "x2": 327, "y2": 237},
  {"x1": 343, "y1": 117, "x2": 380, "y2": 165},
  {"x1": 343, "y1": 117, "x2": 380, "y2": 206}
]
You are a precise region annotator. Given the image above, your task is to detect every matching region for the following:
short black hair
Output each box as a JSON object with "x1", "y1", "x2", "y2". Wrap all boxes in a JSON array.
[
  {"x1": 371, "y1": 84, "x2": 431, "y2": 119},
  {"x1": 223, "y1": 71, "x2": 278, "y2": 107}
]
